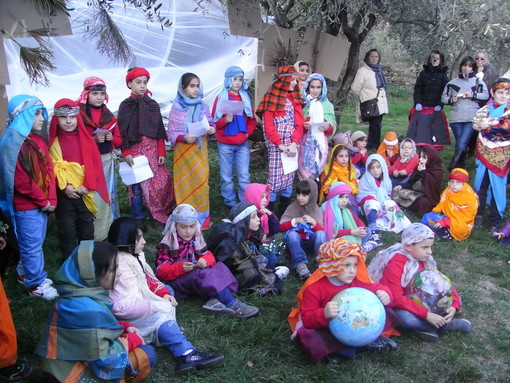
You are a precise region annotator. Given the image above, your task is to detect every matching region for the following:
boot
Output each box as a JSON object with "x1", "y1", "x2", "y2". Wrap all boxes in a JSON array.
[
  {"x1": 277, "y1": 196, "x2": 291, "y2": 218},
  {"x1": 448, "y1": 150, "x2": 462, "y2": 172},
  {"x1": 457, "y1": 150, "x2": 467, "y2": 169}
]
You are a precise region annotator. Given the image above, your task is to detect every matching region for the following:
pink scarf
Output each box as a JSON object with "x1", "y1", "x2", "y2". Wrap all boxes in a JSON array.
[{"x1": 244, "y1": 183, "x2": 270, "y2": 234}]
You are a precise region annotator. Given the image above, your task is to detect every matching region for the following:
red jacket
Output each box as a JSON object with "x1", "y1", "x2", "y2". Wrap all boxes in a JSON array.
[
  {"x1": 211, "y1": 92, "x2": 257, "y2": 145},
  {"x1": 263, "y1": 96, "x2": 304, "y2": 146},
  {"x1": 381, "y1": 253, "x2": 461, "y2": 319},
  {"x1": 156, "y1": 250, "x2": 216, "y2": 281},
  {"x1": 13, "y1": 134, "x2": 57, "y2": 211},
  {"x1": 301, "y1": 276, "x2": 392, "y2": 329}
]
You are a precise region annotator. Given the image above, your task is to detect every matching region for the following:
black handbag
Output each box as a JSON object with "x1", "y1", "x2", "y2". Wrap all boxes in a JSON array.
[{"x1": 360, "y1": 88, "x2": 381, "y2": 121}]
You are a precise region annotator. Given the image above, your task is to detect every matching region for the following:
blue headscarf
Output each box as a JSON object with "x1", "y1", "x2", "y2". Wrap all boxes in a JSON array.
[
  {"x1": 213, "y1": 66, "x2": 253, "y2": 135},
  {"x1": 0, "y1": 95, "x2": 48, "y2": 230},
  {"x1": 173, "y1": 73, "x2": 205, "y2": 125},
  {"x1": 302, "y1": 73, "x2": 328, "y2": 104},
  {"x1": 357, "y1": 153, "x2": 393, "y2": 204}
]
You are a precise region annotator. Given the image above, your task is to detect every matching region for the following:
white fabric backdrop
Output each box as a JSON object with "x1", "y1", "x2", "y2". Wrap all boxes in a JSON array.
[{"x1": 4, "y1": 0, "x2": 257, "y2": 115}]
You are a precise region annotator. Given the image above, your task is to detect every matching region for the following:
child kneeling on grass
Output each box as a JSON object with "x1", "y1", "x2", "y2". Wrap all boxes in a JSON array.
[
  {"x1": 108, "y1": 217, "x2": 224, "y2": 373},
  {"x1": 368, "y1": 223, "x2": 472, "y2": 342},
  {"x1": 287, "y1": 238, "x2": 398, "y2": 364},
  {"x1": 156, "y1": 204, "x2": 258, "y2": 318}
]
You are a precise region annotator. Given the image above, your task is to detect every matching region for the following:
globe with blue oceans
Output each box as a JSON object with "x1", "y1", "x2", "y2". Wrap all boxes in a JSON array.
[
  {"x1": 328, "y1": 287, "x2": 386, "y2": 347},
  {"x1": 406, "y1": 269, "x2": 453, "y2": 314}
]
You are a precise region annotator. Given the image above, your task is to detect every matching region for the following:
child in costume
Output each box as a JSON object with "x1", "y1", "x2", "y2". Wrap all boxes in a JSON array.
[
  {"x1": 350, "y1": 130, "x2": 369, "y2": 177},
  {"x1": 256, "y1": 65, "x2": 304, "y2": 217},
  {"x1": 107, "y1": 217, "x2": 224, "y2": 373},
  {"x1": 472, "y1": 78, "x2": 510, "y2": 234},
  {"x1": 168, "y1": 73, "x2": 216, "y2": 228},
  {"x1": 0, "y1": 95, "x2": 58, "y2": 300},
  {"x1": 368, "y1": 223, "x2": 472, "y2": 342},
  {"x1": 422, "y1": 168, "x2": 478, "y2": 241},
  {"x1": 297, "y1": 73, "x2": 337, "y2": 181},
  {"x1": 211, "y1": 66, "x2": 256, "y2": 207},
  {"x1": 357, "y1": 154, "x2": 411, "y2": 246},
  {"x1": 321, "y1": 182, "x2": 379, "y2": 253},
  {"x1": 280, "y1": 179, "x2": 327, "y2": 280},
  {"x1": 118, "y1": 67, "x2": 174, "y2": 225},
  {"x1": 49, "y1": 99, "x2": 109, "y2": 258},
  {"x1": 36, "y1": 241, "x2": 157, "y2": 382},
  {"x1": 388, "y1": 138, "x2": 419, "y2": 187},
  {"x1": 287, "y1": 238, "x2": 398, "y2": 364},
  {"x1": 294, "y1": 61, "x2": 311, "y2": 96},
  {"x1": 319, "y1": 144, "x2": 359, "y2": 205},
  {"x1": 376, "y1": 131, "x2": 399, "y2": 167},
  {"x1": 207, "y1": 202, "x2": 285, "y2": 295},
  {"x1": 0, "y1": 209, "x2": 33, "y2": 382},
  {"x1": 78, "y1": 76, "x2": 122, "y2": 239},
  {"x1": 155, "y1": 204, "x2": 258, "y2": 318},
  {"x1": 244, "y1": 183, "x2": 280, "y2": 238},
  {"x1": 392, "y1": 145, "x2": 444, "y2": 217}
]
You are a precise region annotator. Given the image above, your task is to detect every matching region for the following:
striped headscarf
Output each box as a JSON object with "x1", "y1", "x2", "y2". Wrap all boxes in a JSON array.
[
  {"x1": 316, "y1": 238, "x2": 372, "y2": 283},
  {"x1": 78, "y1": 76, "x2": 109, "y2": 104},
  {"x1": 256, "y1": 65, "x2": 302, "y2": 118}
]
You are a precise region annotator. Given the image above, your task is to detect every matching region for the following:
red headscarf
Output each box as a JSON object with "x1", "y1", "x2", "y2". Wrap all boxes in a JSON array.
[
  {"x1": 256, "y1": 65, "x2": 302, "y2": 117},
  {"x1": 49, "y1": 98, "x2": 109, "y2": 202},
  {"x1": 78, "y1": 76, "x2": 109, "y2": 104}
]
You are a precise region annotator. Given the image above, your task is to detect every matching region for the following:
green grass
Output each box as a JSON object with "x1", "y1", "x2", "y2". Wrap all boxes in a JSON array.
[{"x1": 5, "y1": 91, "x2": 510, "y2": 382}]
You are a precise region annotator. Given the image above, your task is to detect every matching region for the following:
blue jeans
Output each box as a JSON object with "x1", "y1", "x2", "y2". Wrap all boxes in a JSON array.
[
  {"x1": 157, "y1": 320, "x2": 194, "y2": 357},
  {"x1": 270, "y1": 185, "x2": 293, "y2": 202},
  {"x1": 14, "y1": 209, "x2": 48, "y2": 288},
  {"x1": 395, "y1": 309, "x2": 446, "y2": 334},
  {"x1": 130, "y1": 183, "x2": 146, "y2": 219},
  {"x1": 450, "y1": 122, "x2": 474, "y2": 151},
  {"x1": 217, "y1": 141, "x2": 251, "y2": 206},
  {"x1": 285, "y1": 230, "x2": 327, "y2": 269}
]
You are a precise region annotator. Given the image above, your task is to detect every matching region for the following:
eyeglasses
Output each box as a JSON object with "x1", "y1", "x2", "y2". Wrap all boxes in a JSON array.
[{"x1": 475, "y1": 57, "x2": 485, "y2": 61}]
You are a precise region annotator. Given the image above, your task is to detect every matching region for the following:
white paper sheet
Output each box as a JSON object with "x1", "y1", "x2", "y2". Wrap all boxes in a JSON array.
[
  {"x1": 118, "y1": 155, "x2": 154, "y2": 185},
  {"x1": 93, "y1": 122, "x2": 117, "y2": 135},
  {"x1": 281, "y1": 152, "x2": 298, "y2": 175},
  {"x1": 187, "y1": 116, "x2": 210, "y2": 137},
  {"x1": 217, "y1": 100, "x2": 245, "y2": 115}
]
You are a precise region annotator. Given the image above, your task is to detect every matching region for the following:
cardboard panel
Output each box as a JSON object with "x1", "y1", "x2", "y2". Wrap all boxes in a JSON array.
[
  {"x1": 0, "y1": 0, "x2": 72, "y2": 38},
  {"x1": 0, "y1": 42, "x2": 9, "y2": 85},
  {"x1": 227, "y1": 0, "x2": 264, "y2": 37},
  {"x1": 255, "y1": 65, "x2": 277, "y2": 108},
  {"x1": 257, "y1": 23, "x2": 299, "y2": 66},
  {"x1": 0, "y1": 85, "x2": 7, "y2": 136}
]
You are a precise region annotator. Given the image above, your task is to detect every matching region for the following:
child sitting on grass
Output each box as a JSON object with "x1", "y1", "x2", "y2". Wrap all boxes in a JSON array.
[
  {"x1": 376, "y1": 131, "x2": 399, "y2": 167},
  {"x1": 422, "y1": 168, "x2": 478, "y2": 241},
  {"x1": 244, "y1": 183, "x2": 281, "y2": 238},
  {"x1": 156, "y1": 204, "x2": 258, "y2": 318},
  {"x1": 388, "y1": 138, "x2": 419, "y2": 187},
  {"x1": 207, "y1": 202, "x2": 285, "y2": 295},
  {"x1": 287, "y1": 238, "x2": 398, "y2": 364},
  {"x1": 280, "y1": 179, "x2": 327, "y2": 280},
  {"x1": 350, "y1": 130, "x2": 369, "y2": 177},
  {"x1": 107, "y1": 217, "x2": 224, "y2": 373},
  {"x1": 321, "y1": 182, "x2": 379, "y2": 253},
  {"x1": 368, "y1": 223, "x2": 472, "y2": 342}
]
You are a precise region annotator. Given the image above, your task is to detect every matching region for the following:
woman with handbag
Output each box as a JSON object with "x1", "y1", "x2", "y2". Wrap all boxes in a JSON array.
[{"x1": 351, "y1": 49, "x2": 389, "y2": 150}]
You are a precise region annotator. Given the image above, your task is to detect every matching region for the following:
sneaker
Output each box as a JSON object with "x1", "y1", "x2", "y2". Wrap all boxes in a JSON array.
[
  {"x1": 362, "y1": 337, "x2": 398, "y2": 352},
  {"x1": 296, "y1": 263, "x2": 311, "y2": 280},
  {"x1": 19, "y1": 276, "x2": 54, "y2": 287},
  {"x1": 368, "y1": 231, "x2": 383, "y2": 247},
  {"x1": 0, "y1": 362, "x2": 33, "y2": 382},
  {"x1": 447, "y1": 319, "x2": 472, "y2": 333},
  {"x1": 362, "y1": 240, "x2": 380, "y2": 253},
  {"x1": 228, "y1": 299, "x2": 259, "y2": 318},
  {"x1": 176, "y1": 350, "x2": 224, "y2": 373},
  {"x1": 28, "y1": 282, "x2": 59, "y2": 300},
  {"x1": 415, "y1": 331, "x2": 439, "y2": 342},
  {"x1": 275, "y1": 265, "x2": 290, "y2": 279},
  {"x1": 202, "y1": 299, "x2": 235, "y2": 315}
]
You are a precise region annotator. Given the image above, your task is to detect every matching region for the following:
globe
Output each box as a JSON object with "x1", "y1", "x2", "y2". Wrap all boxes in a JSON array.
[
  {"x1": 328, "y1": 287, "x2": 386, "y2": 347},
  {"x1": 406, "y1": 269, "x2": 453, "y2": 314}
]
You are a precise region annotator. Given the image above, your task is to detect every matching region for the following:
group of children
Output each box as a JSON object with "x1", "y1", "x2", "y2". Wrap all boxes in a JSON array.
[{"x1": 1, "y1": 60, "x2": 509, "y2": 381}]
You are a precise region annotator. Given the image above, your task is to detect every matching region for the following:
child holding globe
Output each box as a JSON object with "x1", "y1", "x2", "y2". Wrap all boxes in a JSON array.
[
  {"x1": 368, "y1": 222, "x2": 472, "y2": 342},
  {"x1": 287, "y1": 238, "x2": 398, "y2": 364}
]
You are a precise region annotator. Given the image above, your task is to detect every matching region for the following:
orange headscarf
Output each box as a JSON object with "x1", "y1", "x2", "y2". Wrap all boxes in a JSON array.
[
  {"x1": 376, "y1": 131, "x2": 399, "y2": 167},
  {"x1": 320, "y1": 144, "x2": 358, "y2": 204},
  {"x1": 432, "y1": 168, "x2": 478, "y2": 240}
]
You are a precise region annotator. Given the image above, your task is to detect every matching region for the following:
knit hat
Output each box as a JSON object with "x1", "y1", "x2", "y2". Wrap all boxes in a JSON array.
[
  {"x1": 351, "y1": 130, "x2": 367, "y2": 143},
  {"x1": 125, "y1": 67, "x2": 150, "y2": 87},
  {"x1": 383, "y1": 131, "x2": 398, "y2": 146},
  {"x1": 316, "y1": 238, "x2": 366, "y2": 277},
  {"x1": 449, "y1": 168, "x2": 469, "y2": 183}
]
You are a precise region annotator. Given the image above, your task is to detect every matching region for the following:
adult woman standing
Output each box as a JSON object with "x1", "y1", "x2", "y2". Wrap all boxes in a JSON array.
[
  {"x1": 441, "y1": 56, "x2": 489, "y2": 170},
  {"x1": 407, "y1": 50, "x2": 450, "y2": 147},
  {"x1": 351, "y1": 49, "x2": 389, "y2": 150}
]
